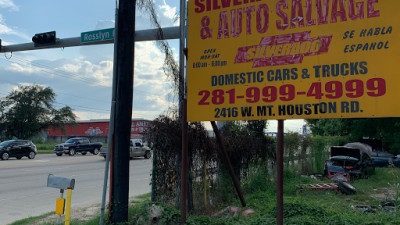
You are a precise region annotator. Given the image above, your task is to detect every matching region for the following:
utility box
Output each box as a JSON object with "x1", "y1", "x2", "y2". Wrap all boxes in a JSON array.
[{"x1": 47, "y1": 174, "x2": 75, "y2": 190}]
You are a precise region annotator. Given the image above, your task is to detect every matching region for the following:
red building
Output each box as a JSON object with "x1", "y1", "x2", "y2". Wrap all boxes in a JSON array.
[{"x1": 45, "y1": 119, "x2": 151, "y2": 143}]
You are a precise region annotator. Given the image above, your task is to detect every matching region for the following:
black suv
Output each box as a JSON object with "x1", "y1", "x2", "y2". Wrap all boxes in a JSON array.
[{"x1": 0, "y1": 140, "x2": 37, "y2": 160}]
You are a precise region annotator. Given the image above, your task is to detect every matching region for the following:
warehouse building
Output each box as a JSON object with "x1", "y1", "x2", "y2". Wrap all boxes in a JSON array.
[{"x1": 44, "y1": 119, "x2": 151, "y2": 143}]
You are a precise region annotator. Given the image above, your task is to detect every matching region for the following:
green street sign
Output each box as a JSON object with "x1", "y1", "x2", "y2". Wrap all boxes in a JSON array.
[{"x1": 81, "y1": 28, "x2": 114, "y2": 44}]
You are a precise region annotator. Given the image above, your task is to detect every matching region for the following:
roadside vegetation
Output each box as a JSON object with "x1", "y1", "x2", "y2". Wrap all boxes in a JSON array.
[
  {"x1": 0, "y1": 84, "x2": 76, "y2": 141},
  {"x1": 11, "y1": 118, "x2": 400, "y2": 224},
  {"x1": 12, "y1": 119, "x2": 400, "y2": 224},
  {"x1": 11, "y1": 167, "x2": 400, "y2": 225},
  {"x1": 35, "y1": 142, "x2": 58, "y2": 154},
  {"x1": 35, "y1": 141, "x2": 108, "y2": 154}
]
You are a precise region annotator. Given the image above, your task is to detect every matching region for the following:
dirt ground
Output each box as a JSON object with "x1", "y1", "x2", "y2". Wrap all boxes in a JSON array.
[
  {"x1": 30, "y1": 196, "x2": 144, "y2": 225},
  {"x1": 30, "y1": 202, "x2": 102, "y2": 225},
  {"x1": 370, "y1": 187, "x2": 397, "y2": 202}
]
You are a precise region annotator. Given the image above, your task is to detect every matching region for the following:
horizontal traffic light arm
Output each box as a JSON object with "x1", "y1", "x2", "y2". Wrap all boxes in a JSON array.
[{"x1": 0, "y1": 27, "x2": 179, "y2": 53}]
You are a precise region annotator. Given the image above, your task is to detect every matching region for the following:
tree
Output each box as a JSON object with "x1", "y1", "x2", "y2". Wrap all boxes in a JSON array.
[
  {"x1": 0, "y1": 84, "x2": 76, "y2": 139},
  {"x1": 305, "y1": 118, "x2": 400, "y2": 154},
  {"x1": 306, "y1": 119, "x2": 352, "y2": 136}
]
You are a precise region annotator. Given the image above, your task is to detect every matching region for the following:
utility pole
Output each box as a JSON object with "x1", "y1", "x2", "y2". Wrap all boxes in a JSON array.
[{"x1": 109, "y1": 0, "x2": 136, "y2": 223}]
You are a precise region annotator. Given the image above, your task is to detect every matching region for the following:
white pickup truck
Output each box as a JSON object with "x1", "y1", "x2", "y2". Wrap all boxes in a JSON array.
[{"x1": 100, "y1": 139, "x2": 152, "y2": 159}]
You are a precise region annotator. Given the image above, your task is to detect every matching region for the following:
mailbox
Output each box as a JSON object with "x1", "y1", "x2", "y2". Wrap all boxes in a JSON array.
[{"x1": 47, "y1": 174, "x2": 75, "y2": 190}]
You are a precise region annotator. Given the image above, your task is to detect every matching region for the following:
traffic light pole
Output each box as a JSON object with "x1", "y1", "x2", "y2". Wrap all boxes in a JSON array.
[{"x1": 0, "y1": 27, "x2": 179, "y2": 53}]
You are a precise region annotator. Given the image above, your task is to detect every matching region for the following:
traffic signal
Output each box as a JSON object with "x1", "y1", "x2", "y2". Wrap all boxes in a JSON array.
[{"x1": 32, "y1": 31, "x2": 56, "y2": 47}]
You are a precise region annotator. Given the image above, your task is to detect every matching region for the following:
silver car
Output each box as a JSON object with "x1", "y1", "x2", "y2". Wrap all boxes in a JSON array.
[{"x1": 100, "y1": 139, "x2": 152, "y2": 159}]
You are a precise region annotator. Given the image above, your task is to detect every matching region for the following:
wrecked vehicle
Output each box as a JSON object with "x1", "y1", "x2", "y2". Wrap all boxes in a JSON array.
[
  {"x1": 358, "y1": 138, "x2": 400, "y2": 168},
  {"x1": 324, "y1": 142, "x2": 375, "y2": 180},
  {"x1": 370, "y1": 151, "x2": 400, "y2": 168}
]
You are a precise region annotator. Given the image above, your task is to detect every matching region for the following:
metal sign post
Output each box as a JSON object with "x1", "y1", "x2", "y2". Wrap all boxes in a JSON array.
[{"x1": 277, "y1": 120, "x2": 284, "y2": 225}]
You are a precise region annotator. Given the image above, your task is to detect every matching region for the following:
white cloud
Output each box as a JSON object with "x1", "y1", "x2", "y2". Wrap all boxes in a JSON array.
[
  {"x1": 75, "y1": 109, "x2": 164, "y2": 121},
  {"x1": 135, "y1": 0, "x2": 179, "y2": 29},
  {"x1": 61, "y1": 60, "x2": 113, "y2": 87},
  {"x1": 135, "y1": 42, "x2": 163, "y2": 67},
  {"x1": 134, "y1": 41, "x2": 166, "y2": 87},
  {"x1": 159, "y1": 0, "x2": 177, "y2": 21},
  {"x1": 0, "y1": 19, "x2": 13, "y2": 34},
  {"x1": 0, "y1": 14, "x2": 30, "y2": 40},
  {"x1": 5, "y1": 62, "x2": 42, "y2": 74},
  {"x1": 145, "y1": 95, "x2": 169, "y2": 109},
  {"x1": 0, "y1": 0, "x2": 18, "y2": 11},
  {"x1": 16, "y1": 82, "x2": 37, "y2": 87},
  {"x1": 74, "y1": 111, "x2": 110, "y2": 121}
]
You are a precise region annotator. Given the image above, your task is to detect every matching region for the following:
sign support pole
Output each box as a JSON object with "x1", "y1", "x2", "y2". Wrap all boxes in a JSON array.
[
  {"x1": 100, "y1": 5, "x2": 119, "y2": 225},
  {"x1": 180, "y1": 98, "x2": 188, "y2": 224},
  {"x1": 211, "y1": 121, "x2": 246, "y2": 207},
  {"x1": 277, "y1": 120, "x2": 284, "y2": 225},
  {"x1": 180, "y1": 0, "x2": 188, "y2": 223}
]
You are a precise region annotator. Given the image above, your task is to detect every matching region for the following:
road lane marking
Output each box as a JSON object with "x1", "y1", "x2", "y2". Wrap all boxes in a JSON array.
[{"x1": 0, "y1": 157, "x2": 102, "y2": 168}]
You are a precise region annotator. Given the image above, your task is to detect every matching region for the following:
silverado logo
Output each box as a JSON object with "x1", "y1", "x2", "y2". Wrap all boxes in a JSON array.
[{"x1": 234, "y1": 31, "x2": 332, "y2": 67}]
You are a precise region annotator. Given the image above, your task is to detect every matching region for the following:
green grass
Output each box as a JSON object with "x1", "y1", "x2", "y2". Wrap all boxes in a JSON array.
[
  {"x1": 11, "y1": 168, "x2": 400, "y2": 224},
  {"x1": 8, "y1": 212, "x2": 54, "y2": 225},
  {"x1": 35, "y1": 142, "x2": 58, "y2": 154},
  {"x1": 35, "y1": 142, "x2": 108, "y2": 154}
]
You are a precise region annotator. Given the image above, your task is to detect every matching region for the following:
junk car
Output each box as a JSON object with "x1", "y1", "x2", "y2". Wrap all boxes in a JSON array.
[
  {"x1": 325, "y1": 142, "x2": 375, "y2": 180},
  {"x1": 370, "y1": 151, "x2": 400, "y2": 168},
  {"x1": 357, "y1": 138, "x2": 400, "y2": 168}
]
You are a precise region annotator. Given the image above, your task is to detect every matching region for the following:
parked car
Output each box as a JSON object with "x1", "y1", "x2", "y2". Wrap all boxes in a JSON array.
[
  {"x1": 325, "y1": 142, "x2": 375, "y2": 180},
  {"x1": 54, "y1": 137, "x2": 102, "y2": 156},
  {"x1": 100, "y1": 139, "x2": 152, "y2": 159},
  {"x1": 370, "y1": 150, "x2": 400, "y2": 168},
  {"x1": 0, "y1": 140, "x2": 37, "y2": 160}
]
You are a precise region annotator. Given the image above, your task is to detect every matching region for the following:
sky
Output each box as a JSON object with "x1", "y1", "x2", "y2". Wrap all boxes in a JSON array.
[{"x1": 0, "y1": 0, "x2": 305, "y2": 133}]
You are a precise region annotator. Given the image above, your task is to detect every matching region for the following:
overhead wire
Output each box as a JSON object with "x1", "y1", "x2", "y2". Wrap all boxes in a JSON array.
[
  {"x1": 1, "y1": 55, "x2": 165, "y2": 96},
  {"x1": 0, "y1": 54, "x2": 174, "y2": 120},
  {"x1": 7, "y1": 55, "x2": 111, "y2": 86}
]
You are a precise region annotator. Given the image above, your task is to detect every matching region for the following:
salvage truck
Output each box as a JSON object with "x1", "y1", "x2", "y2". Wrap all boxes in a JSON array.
[{"x1": 54, "y1": 137, "x2": 102, "y2": 156}]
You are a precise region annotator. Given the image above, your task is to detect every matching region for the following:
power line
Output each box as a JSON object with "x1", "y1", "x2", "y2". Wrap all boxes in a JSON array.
[
  {"x1": 1, "y1": 55, "x2": 167, "y2": 97},
  {"x1": 54, "y1": 101, "x2": 110, "y2": 113},
  {"x1": 5, "y1": 55, "x2": 111, "y2": 86},
  {"x1": 0, "y1": 53, "x2": 174, "y2": 120},
  {"x1": 54, "y1": 101, "x2": 158, "y2": 120}
]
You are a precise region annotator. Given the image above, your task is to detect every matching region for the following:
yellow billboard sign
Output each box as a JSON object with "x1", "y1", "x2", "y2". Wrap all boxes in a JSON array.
[{"x1": 187, "y1": 0, "x2": 400, "y2": 121}]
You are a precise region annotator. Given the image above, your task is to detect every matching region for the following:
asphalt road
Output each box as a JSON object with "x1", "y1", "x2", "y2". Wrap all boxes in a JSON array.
[{"x1": 0, "y1": 153, "x2": 152, "y2": 225}]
